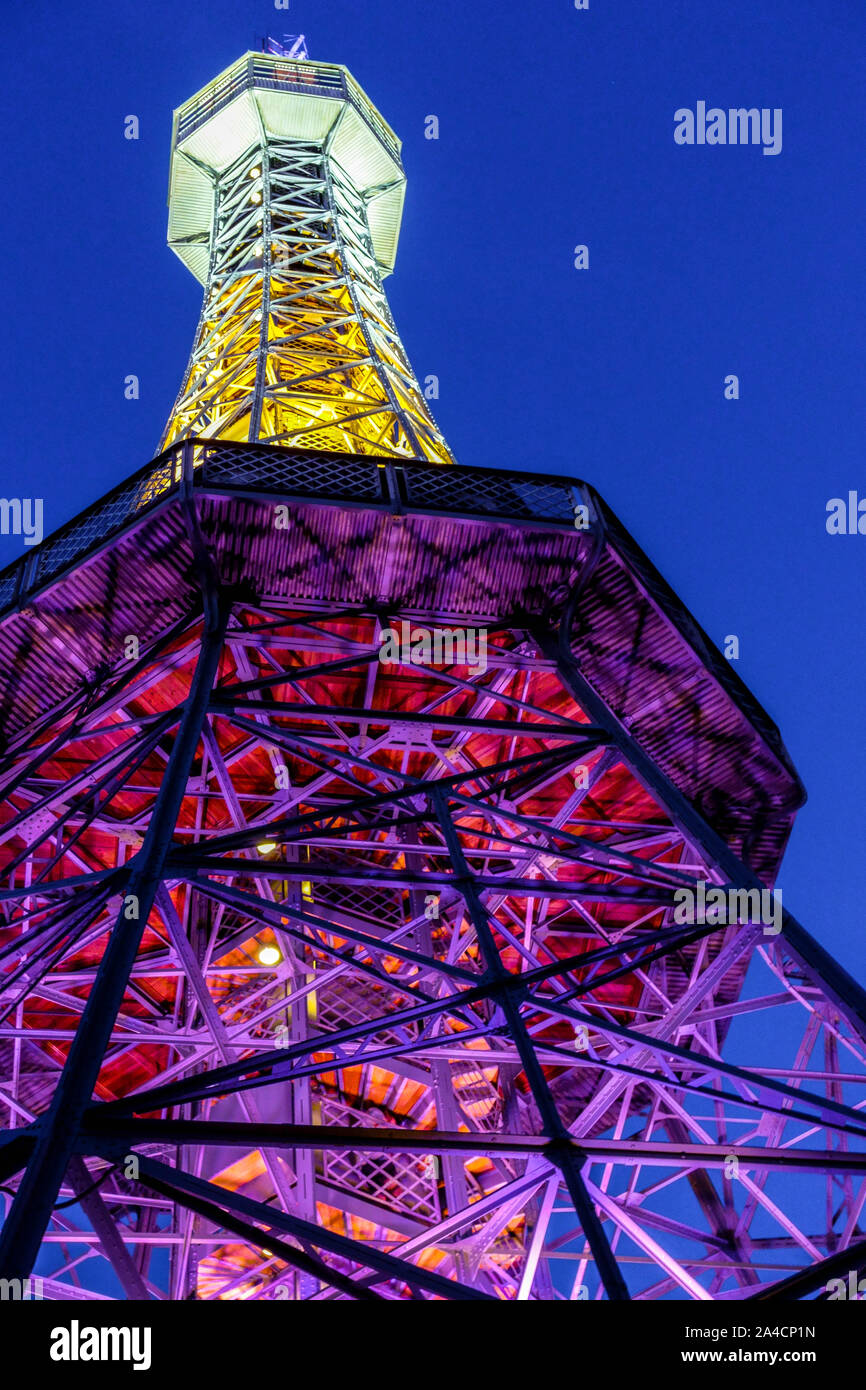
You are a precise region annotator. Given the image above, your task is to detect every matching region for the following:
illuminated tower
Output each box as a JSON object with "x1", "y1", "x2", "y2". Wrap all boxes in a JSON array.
[
  {"x1": 161, "y1": 49, "x2": 452, "y2": 461},
  {"x1": 1, "y1": 45, "x2": 865, "y2": 1303}
]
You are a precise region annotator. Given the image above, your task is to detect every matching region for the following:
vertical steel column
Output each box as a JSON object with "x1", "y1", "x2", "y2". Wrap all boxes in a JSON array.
[
  {"x1": 429, "y1": 787, "x2": 631, "y2": 1301},
  {"x1": 397, "y1": 823, "x2": 468, "y2": 1270},
  {"x1": 0, "y1": 593, "x2": 230, "y2": 1280},
  {"x1": 248, "y1": 116, "x2": 272, "y2": 443}
]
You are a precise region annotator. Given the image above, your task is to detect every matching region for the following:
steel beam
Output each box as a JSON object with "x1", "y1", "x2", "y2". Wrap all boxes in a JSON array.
[{"x1": 0, "y1": 594, "x2": 230, "y2": 1280}]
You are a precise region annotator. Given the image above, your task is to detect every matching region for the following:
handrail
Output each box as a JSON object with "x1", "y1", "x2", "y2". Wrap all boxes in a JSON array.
[
  {"x1": 0, "y1": 437, "x2": 794, "y2": 780},
  {"x1": 173, "y1": 56, "x2": 400, "y2": 163},
  {"x1": 0, "y1": 441, "x2": 578, "y2": 617}
]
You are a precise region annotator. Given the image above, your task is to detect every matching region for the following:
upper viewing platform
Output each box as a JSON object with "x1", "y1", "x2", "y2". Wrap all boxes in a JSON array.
[
  {"x1": 168, "y1": 52, "x2": 406, "y2": 284},
  {"x1": 161, "y1": 47, "x2": 452, "y2": 461}
]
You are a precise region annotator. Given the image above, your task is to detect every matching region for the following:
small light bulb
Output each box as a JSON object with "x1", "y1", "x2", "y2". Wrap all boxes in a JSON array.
[
  {"x1": 257, "y1": 841, "x2": 277, "y2": 854},
  {"x1": 258, "y1": 945, "x2": 281, "y2": 966}
]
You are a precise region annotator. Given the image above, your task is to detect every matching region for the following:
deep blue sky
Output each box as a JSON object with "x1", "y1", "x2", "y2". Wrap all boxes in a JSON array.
[{"x1": 0, "y1": 0, "x2": 863, "y2": 995}]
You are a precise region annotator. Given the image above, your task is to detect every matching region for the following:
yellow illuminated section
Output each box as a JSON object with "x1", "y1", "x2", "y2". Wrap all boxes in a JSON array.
[{"x1": 161, "y1": 59, "x2": 454, "y2": 464}]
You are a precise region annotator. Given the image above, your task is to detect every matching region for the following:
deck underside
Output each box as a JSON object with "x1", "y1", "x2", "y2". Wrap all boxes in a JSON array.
[{"x1": 1, "y1": 445, "x2": 863, "y2": 1301}]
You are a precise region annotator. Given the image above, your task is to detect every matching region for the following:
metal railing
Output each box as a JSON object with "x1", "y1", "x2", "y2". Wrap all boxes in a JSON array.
[
  {"x1": 174, "y1": 55, "x2": 401, "y2": 164},
  {"x1": 343, "y1": 70, "x2": 402, "y2": 162},
  {"x1": 0, "y1": 436, "x2": 791, "y2": 778},
  {"x1": 0, "y1": 440, "x2": 578, "y2": 617}
]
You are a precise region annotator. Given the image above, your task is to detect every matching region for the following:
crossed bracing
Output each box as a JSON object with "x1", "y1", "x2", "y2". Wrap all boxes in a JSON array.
[
  {"x1": 162, "y1": 138, "x2": 452, "y2": 462},
  {"x1": 0, "y1": 597, "x2": 865, "y2": 1299}
]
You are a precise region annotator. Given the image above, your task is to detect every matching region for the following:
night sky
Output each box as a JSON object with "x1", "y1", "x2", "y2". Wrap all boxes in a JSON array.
[{"x1": 1, "y1": 0, "x2": 864, "y2": 1294}]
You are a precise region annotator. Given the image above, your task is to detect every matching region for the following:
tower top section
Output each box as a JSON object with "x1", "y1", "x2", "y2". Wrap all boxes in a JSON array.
[
  {"x1": 161, "y1": 49, "x2": 452, "y2": 461},
  {"x1": 168, "y1": 51, "x2": 406, "y2": 285}
]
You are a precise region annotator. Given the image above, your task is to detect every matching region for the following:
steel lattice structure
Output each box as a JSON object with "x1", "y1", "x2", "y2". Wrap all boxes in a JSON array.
[
  {"x1": 161, "y1": 53, "x2": 453, "y2": 462},
  {"x1": 1, "y1": 51, "x2": 865, "y2": 1303}
]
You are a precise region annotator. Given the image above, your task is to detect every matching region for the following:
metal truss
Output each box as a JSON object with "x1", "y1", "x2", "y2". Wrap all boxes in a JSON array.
[
  {"x1": 161, "y1": 131, "x2": 453, "y2": 462},
  {"x1": 1, "y1": 46, "x2": 863, "y2": 1305},
  {"x1": 0, "y1": 572, "x2": 864, "y2": 1300}
]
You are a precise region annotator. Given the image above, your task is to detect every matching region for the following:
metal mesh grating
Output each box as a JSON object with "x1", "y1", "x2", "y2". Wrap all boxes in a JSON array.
[
  {"x1": 199, "y1": 444, "x2": 385, "y2": 503},
  {"x1": 402, "y1": 465, "x2": 574, "y2": 522},
  {"x1": 450, "y1": 1059, "x2": 503, "y2": 1133},
  {"x1": 315, "y1": 973, "x2": 417, "y2": 1048},
  {"x1": 319, "y1": 1095, "x2": 440, "y2": 1222},
  {"x1": 34, "y1": 459, "x2": 179, "y2": 585},
  {"x1": 313, "y1": 878, "x2": 403, "y2": 924},
  {"x1": 0, "y1": 570, "x2": 19, "y2": 608},
  {"x1": 0, "y1": 441, "x2": 585, "y2": 619}
]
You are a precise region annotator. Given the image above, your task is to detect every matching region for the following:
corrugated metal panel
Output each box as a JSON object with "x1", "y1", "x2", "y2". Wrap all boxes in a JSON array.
[
  {"x1": 179, "y1": 91, "x2": 260, "y2": 173},
  {"x1": 167, "y1": 152, "x2": 213, "y2": 280},
  {"x1": 0, "y1": 509, "x2": 194, "y2": 737},
  {"x1": 168, "y1": 92, "x2": 404, "y2": 280},
  {"x1": 173, "y1": 243, "x2": 210, "y2": 283},
  {"x1": 342, "y1": 68, "x2": 402, "y2": 161},
  {"x1": 331, "y1": 104, "x2": 401, "y2": 198},
  {"x1": 168, "y1": 152, "x2": 212, "y2": 236},
  {"x1": 254, "y1": 90, "x2": 340, "y2": 144},
  {"x1": 568, "y1": 543, "x2": 799, "y2": 879},
  {"x1": 367, "y1": 182, "x2": 405, "y2": 275},
  {"x1": 175, "y1": 54, "x2": 249, "y2": 125},
  {"x1": 198, "y1": 493, "x2": 585, "y2": 619}
]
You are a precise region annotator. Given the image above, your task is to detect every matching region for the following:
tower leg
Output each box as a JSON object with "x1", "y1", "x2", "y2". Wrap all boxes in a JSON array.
[
  {"x1": 536, "y1": 619, "x2": 866, "y2": 1043},
  {"x1": 0, "y1": 593, "x2": 229, "y2": 1281}
]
